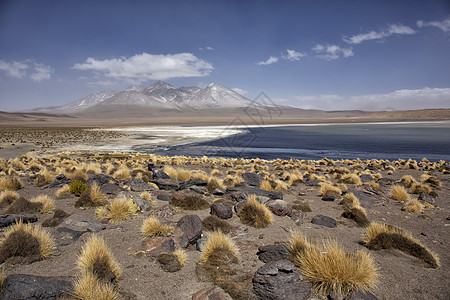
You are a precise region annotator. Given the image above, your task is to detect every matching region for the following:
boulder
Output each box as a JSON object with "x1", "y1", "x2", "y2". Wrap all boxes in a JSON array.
[
  {"x1": 226, "y1": 191, "x2": 248, "y2": 203},
  {"x1": 132, "y1": 195, "x2": 152, "y2": 211},
  {"x1": 142, "y1": 237, "x2": 176, "y2": 259},
  {"x1": 42, "y1": 210, "x2": 69, "y2": 227},
  {"x1": 63, "y1": 215, "x2": 106, "y2": 232},
  {"x1": 153, "y1": 170, "x2": 171, "y2": 179},
  {"x1": 177, "y1": 215, "x2": 202, "y2": 246},
  {"x1": 210, "y1": 202, "x2": 233, "y2": 219},
  {"x1": 0, "y1": 214, "x2": 37, "y2": 228},
  {"x1": 155, "y1": 192, "x2": 171, "y2": 202},
  {"x1": 101, "y1": 183, "x2": 126, "y2": 195},
  {"x1": 130, "y1": 177, "x2": 156, "y2": 192},
  {"x1": 226, "y1": 186, "x2": 283, "y2": 200},
  {"x1": 54, "y1": 227, "x2": 89, "y2": 247},
  {"x1": 242, "y1": 173, "x2": 263, "y2": 187},
  {"x1": 87, "y1": 174, "x2": 115, "y2": 187},
  {"x1": 311, "y1": 214, "x2": 337, "y2": 228},
  {"x1": 256, "y1": 244, "x2": 289, "y2": 263},
  {"x1": 253, "y1": 259, "x2": 312, "y2": 300},
  {"x1": 360, "y1": 174, "x2": 373, "y2": 183},
  {"x1": 0, "y1": 274, "x2": 72, "y2": 300},
  {"x1": 268, "y1": 200, "x2": 292, "y2": 216}
]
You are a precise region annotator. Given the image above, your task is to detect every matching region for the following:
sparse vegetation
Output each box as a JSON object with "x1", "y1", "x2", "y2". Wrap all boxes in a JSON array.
[
  {"x1": 70, "y1": 180, "x2": 89, "y2": 197},
  {"x1": 237, "y1": 195, "x2": 273, "y2": 228},
  {"x1": 391, "y1": 185, "x2": 410, "y2": 202},
  {"x1": 141, "y1": 217, "x2": 174, "y2": 237}
]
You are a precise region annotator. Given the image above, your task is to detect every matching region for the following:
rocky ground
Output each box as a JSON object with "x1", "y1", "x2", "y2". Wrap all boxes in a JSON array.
[{"x1": 0, "y1": 150, "x2": 449, "y2": 300}]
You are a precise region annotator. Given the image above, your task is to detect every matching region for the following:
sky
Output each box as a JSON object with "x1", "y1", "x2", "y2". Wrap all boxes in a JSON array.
[{"x1": 0, "y1": 0, "x2": 449, "y2": 112}]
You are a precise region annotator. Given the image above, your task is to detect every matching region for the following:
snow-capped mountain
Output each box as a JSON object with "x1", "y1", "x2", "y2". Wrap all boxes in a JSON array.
[{"x1": 31, "y1": 81, "x2": 253, "y2": 114}]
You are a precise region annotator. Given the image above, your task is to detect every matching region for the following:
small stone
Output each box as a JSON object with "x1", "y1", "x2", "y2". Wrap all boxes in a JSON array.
[
  {"x1": 226, "y1": 191, "x2": 248, "y2": 203},
  {"x1": 268, "y1": 200, "x2": 292, "y2": 216},
  {"x1": 321, "y1": 195, "x2": 335, "y2": 202},
  {"x1": 311, "y1": 214, "x2": 337, "y2": 228},
  {"x1": 257, "y1": 244, "x2": 289, "y2": 263},
  {"x1": 0, "y1": 214, "x2": 38, "y2": 228},
  {"x1": 210, "y1": 202, "x2": 233, "y2": 219},
  {"x1": 360, "y1": 174, "x2": 373, "y2": 182}
]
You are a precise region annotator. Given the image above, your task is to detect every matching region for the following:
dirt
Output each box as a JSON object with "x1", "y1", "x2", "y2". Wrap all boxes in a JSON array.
[{"x1": 0, "y1": 145, "x2": 449, "y2": 299}]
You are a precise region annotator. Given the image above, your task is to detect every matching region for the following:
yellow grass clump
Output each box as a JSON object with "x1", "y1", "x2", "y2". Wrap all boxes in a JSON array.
[
  {"x1": 402, "y1": 199, "x2": 424, "y2": 213},
  {"x1": 113, "y1": 165, "x2": 130, "y2": 179},
  {"x1": 288, "y1": 231, "x2": 378, "y2": 296},
  {"x1": 30, "y1": 194, "x2": 55, "y2": 214},
  {"x1": 0, "y1": 190, "x2": 20, "y2": 207},
  {"x1": 173, "y1": 249, "x2": 187, "y2": 267},
  {"x1": 77, "y1": 234, "x2": 122, "y2": 283},
  {"x1": 260, "y1": 180, "x2": 272, "y2": 191},
  {"x1": 410, "y1": 182, "x2": 432, "y2": 195},
  {"x1": 0, "y1": 176, "x2": 23, "y2": 191},
  {"x1": 200, "y1": 230, "x2": 240, "y2": 264},
  {"x1": 141, "y1": 217, "x2": 174, "y2": 238},
  {"x1": 67, "y1": 169, "x2": 88, "y2": 181},
  {"x1": 97, "y1": 196, "x2": 138, "y2": 223},
  {"x1": 420, "y1": 174, "x2": 441, "y2": 186},
  {"x1": 319, "y1": 182, "x2": 342, "y2": 197},
  {"x1": 390, "y1": 185, "x2": 410, "y2": 202},
  {"x1": 363, "y1": 222, "x2": 439, "y2": 268},
  {"x1": 38, "y1": 167, "x2": 55, "y2": 184},
  {"x1": 89, "y1": 182, "x2": 108, "y2": 206},
  {"x1": 400, "y1": 175, "x2": 416, "y2": 188},
  {"x1": 340, "y1": 173, "x2": 362, "y2": 185},
  {"x1": 339, "y1": 192, "x2": 359, "y2": 208},
  {"x1": 55, "y1": 185, "x2": 71, "y2": 198},
  {"x1": 237, "y1": 195, "x2": 273, "y2": 228},
  {"x1": 139, "y1": 191, "x2": 156, "y2": 206},
  {"x1": 72, "y1": 272, "x2": 120, "y2": 300}
]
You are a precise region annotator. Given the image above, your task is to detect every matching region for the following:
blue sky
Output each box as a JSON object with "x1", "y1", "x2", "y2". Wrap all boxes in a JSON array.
[{"x1": 0, "y1": 0, "x2": 449, "y2": 111}]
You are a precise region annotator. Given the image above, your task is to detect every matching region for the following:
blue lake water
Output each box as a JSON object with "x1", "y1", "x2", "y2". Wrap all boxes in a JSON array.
[{"x1": 141, "y1": 122, "x2": 450, "y2": 161}]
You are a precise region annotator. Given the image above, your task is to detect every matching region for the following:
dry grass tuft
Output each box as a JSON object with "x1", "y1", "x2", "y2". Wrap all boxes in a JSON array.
[
  {"x1": 141, "y1": 217, "x2": 174, "y2": 237},
  {"x1": 0, "y1": 220, "x2": 55, "y2": 263},
  {"x1": 288, "y1": 231, "x2": 378, "y2": 296},
  {"x1": 139, "y1": 191, "x2": 156, "y2": 206},
  {"x1": 55, "y1": 185, "x2": 71, "y2": 198},
  {"x1": 72, "y1": 272, "x2": 120, "y2": 300},
  {"x1": 0, "y1": 190, "x2": 20, "y2": 208},
  {"x1": 260, "y1": 180, "x2": 272, "y2": 191},
  {"x1": 67, "y1": 169, "x2": 88, "y2": 181},
  {"x1": 340, "y1": 173, "x2": 362, "y2": 185},
  {"x1": 97, "y1": 196, "x2": 138, "y2": 223},
  {"x1": 420, "y1": 174, "x2": 441, "y2": 186},
  {"x1": 401, "y1": 199, "x2": 424, "y2": 213},
  {"x1": 206, "y1": 177, "x2": 224, "y2": 193},
  {"x1": 319, "y1": 182, "x2": 342, "y2": 197},
  {"x1": 89, "y1": 182, "x2": 108, "y2": 206},
  {"x1": 237, "y1": 195, "x2": 273, "y2": 228},
  {"x1": 200, "y1": 231, "x2": 239, "y2": 264},
  {"x1": 30, "y1": 194, "x2": 55, "y2": 214},
  {"x1": 202, "y1": 215, "x2": 232, "y2": 233},
  {"x1": 363, "y1": 222, "x2": 440, "y2": 268},
  {"x1": 390, "y1": 185, "x2": 410, "y2": 202},
  {"x1": 400, "y1": 175, "x2": 416, "y2": 188},
  {"x1": 339, "y1": 192, "x2": 358, "y2": 208},
  {"x1": 410, "y1": 182, "x2": 432, "y2": 194},
  {"x1": 0, "y1": 176, "x2": 23, "y2": 191},
  {"x1": 112, "y1": 165, "x2": 130, "y2": 179},
  {"x1": 169, "y1": 193, "x2": 210, "y2": 210},
  {"x1": 173, "y1": 249, "x2": 187, "y2": 267},
  {"x1": 77, "y1": 234, "x2": 122, "y2": 284}
]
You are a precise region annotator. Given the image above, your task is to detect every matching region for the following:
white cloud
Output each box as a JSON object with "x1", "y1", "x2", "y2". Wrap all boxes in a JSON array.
[
  {"x1": 73, "y1": 52, "x2": 213, "y2": 83},
  {"x1": 312, "y1": 44, "x2": 353, "y2": 60},
  {"x1": 417, "y1": 17, "x2": 450, "y2": 32},
  {"x1": 199, "y1": 46, "x2": 215, "y2": 51},
  {"x1": 292, "y1": 87, "x2": 450, "y2": 111},
  {"x1": 344, "y1": 24, "x2": 416, "y2": 44},
  {"x1": 256, "y1": 56, "x2": 279, "y2": 65},
  {"x1": 283, "y1": 49, "x2": 306, "y2": 61},
  {"x1": 0, "y1": 59, "x2": 53, "y2": 81},
  {"x1": 232, "y1": 87, "x2": 248, "y2": 95}
]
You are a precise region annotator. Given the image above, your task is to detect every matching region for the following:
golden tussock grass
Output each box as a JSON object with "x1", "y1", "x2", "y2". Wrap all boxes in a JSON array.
[
  {"x1": 421, "y1": 174, "x2": 440, "y2": 186},
  {"x1": 410, "y1": 182, "x2": 432, "y2": 194},
  {"x1": 112, "y1": 165, "x2": 130, "y2": 179},
  {"x1": 0, "y1": 220, "x2": 55, "y2": 261},
  {"x1": 211, "y1": 169, "x2": 223, "y2": 177},
  {"x1": 141, "y1": 217, "x2": 174, "y2": 237},
  {"x1": 400, "y1": 175, "x2": 416, "y2": 188},
  {"x1": 200, "y1": 230, "x2": 239, "y2": 265},
  {"x1": 191, "y1": 170, "x2": 210, "y2": 182},
  {"x1": 339, "y1": 193, "x2": 359, "y2": 208},
  {"x1": 173, "y1": 249, "x2": 187, "y2": 266},
  {"x1": 339, "y1": 193, "x2": 369, "y2": 227},
  {"x1": 72, "y1": 272, "x2": 120, "y2": 300},
  {"x1": 38, "y1": 167, "x2": 55, "y2": 184},
  {"x1": 55, "y1": 185, "x2": 71, "y2": 198},
  {"x1": 401, "y1": 199, "x2": 424, "y2": 213},
  {"x1": 260, "y1": 180, "x2": 272, "y2": 191},
  {"x1": 89, "y1": 182, "x2": 108, "y2": 206},
  {"x1": 288, "y1": 231, "x2": 378, "y2": 296},
  {"x1": 390, "y1": 185, "x2": 410, "y2": 202},
  {"x1": 77, "y1": 234, "x2": 122, "y2": 283},
  {"x1": 30, "y1": 194, "x2": 55, "y2": 214},
  {"x1": 0, "y1": 266, "x2": 5, "y2": 293},
  {"x1": 202, "y1": 215, "x2": 232, "y2": 234},
  {"x1": 206, "y1": 177, "x2": 224, "y2": 193},
  {"x1": 319, "y1": 182, "x2": 342, "y2": 197},
  {"x1": 363, "y1": 222, "x2": 439, "y2": 268},
  {"x1": 169, "y1": 193, "x2": 210, "y2": 210},
  {"x1": 98, "y1": 196, "x2": 138, "y2": 223},
  {"x1": 237, "y1": 195, "x2": 273, "y2": 228},
  {"x1": 0, "y1": 176, "x2": 23, "y2": 191},
  {"x1": 67, "y1": 169, "x2": 88, "y2": 181},
  {"x1": 340, "y1": 173, "x2": 362, "y2": 185},
  {"x1": 0, "y1": 190, "x2": 20, "y2": 207},
  {"x1": 139, "y1": 191, "x2": 156, "y2": 206}
]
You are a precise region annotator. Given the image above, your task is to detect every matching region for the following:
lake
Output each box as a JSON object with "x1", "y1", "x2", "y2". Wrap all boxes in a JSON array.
[{"x1": 138, "y1": 122, "x2": 450, "y2": 161}]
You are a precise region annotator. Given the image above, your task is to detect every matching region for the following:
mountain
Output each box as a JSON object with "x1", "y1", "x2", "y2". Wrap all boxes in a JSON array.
[{"x1": 29, "y1": 81, "x2": 253, "y2": 114}]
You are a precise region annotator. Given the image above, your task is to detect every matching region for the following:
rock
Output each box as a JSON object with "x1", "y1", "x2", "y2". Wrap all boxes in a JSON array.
[
  {"x1": 418, "y1": 193, "x2": 435, "y2": 205},
  {"x1": 234, "y1": 200, "x2": 247, "y2": 214},
  {"x1": 34, "y1": 174, "x2": 46, "y2": 187},
  {"x1": 226, "y1": 191, "x2": 248, "y2": 203},
  {"x1": 101, "y1": 183, "x2": 126, "y2": 195},
  {"x1": 142, "y1": 237, "x2": 176, "y2": 259},
  {"x1": 196, "y1": 237, "x2": 207, "y2": 251},
  {"x1": 87, "y1": 174, "x2": 115, "y2": 187},
  {"x1": 226, "y1": 186, "x2": 283, "y2": 200},
  {"x1": 0, "y1": 214, "x2": 38, "y2": 228},
  {"x1": 63, "y1": 215, "x2": 106, "y2": 232},
  {"x1": 155, "y1": 192, "x2": 172, "y2": 201},
  {"x1": 157, "y1": 253, "x2": 182, "y2": 272},
  {"x1": 0, "y1": 274, "x2": 72, "y2": 300},
  {"x1": 177, "y1": 215, "x2": 202, "y2": 246},
  {"x1": 268, "y1": 200, "x2": 292, "y2": 216},
  {"x1": 321, "y1": 195, "x2": 335, "y2": 202},
  {"x1": 242, "y1": 173, "x2": 263, "y2": 187},
  {"x1": 360, "y1": 174, "x2": 373, "y2": 182},
  {"x1": 40, "y1": 174, "x2": 71, "y2": 189},
  {"x1": 212, "y1": 188, "x2": 225, "y2": 196},
  {"x1": 42, "y1": 209, "x2": 69, "y2": 227},
  {"x1": 253, "y1": 259, "x2": 312, "y2": 300},
  {"x1": 256, "y1": 196, "x2": 270, "y2": 205},
  {"x1": 151, "y1": 179, "x2": 208, "y2": 191},
  {"x1": 257, "y1": 244, "x2": 289, "y2": 263},
  {"x1": 210, "y1": 202, "x2": 233, "y2": 219},
  {"x1": 292, "y1": 201, "x2": 312, "y2": 212},
  {"x1": 151, "y1": 204, "x2": 175, "y2": 219},
  {"x1": 311, "y1": 214, "x2": 337, "y2": 228},
  {"x1": 153, "y1": 170, "x2": 171, "y2": 179},
  {"x1": 192, "y1": 286, "x2": 232, "y2": 300},
  {"x1": 347, "y1": 186, "x2": 387, "y2": 208},
  {"x1": 130, "y1": 177, "x2": 156, "y2": 192},
  {"x1": 304, "y1": 180, "x2": 320, "y2": 187},
  {"x1": 189, "y1": 186, "x2": 208, "y2": 195},
  {"x1": 132, "y1": 195, "x2": 151, "y2": 211},
  {"x1": 289, "y1": 210, "x2": 305, "y2": 226},
  {"x1": 54, "y1": 227, "x2": 89, "y2": 246}
]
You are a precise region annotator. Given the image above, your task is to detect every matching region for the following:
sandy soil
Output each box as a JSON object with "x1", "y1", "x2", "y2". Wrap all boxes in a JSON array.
[{"x1": 0, "y1": 144, "x2": 449, "y2": 299}]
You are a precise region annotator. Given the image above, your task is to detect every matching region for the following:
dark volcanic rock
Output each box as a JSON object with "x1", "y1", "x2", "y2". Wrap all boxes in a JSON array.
[
  {"x1": 63, "y1": 215, "x2": 106, "y2": 232},
  {"x1": 321, "y1": 195, "x2": 336, "y2": 202},
  {"x1": 226, "y1": 191, "x2": 248, "y2": 203},
  {"x1": 87, "y1": 174, "x2": 115, "y2": 187},
  {"x1": 153, "y1": 170, "x2": 171, "y2": 179},
  {"x1": 101, "y1": 183, "x2": 126, "y2": 195},
  {"x1": 418, "y1": 193, "x2": 435, "y2": 205},
  {"x1": 54, "y1": 227, "x2": 89, "y2": 246},
  {"x1": 0, "y1": 274, "x2": 72, "y2": 300},
  {"x1": 142, "y1": 237, "x2": 176, "y2": 259},
  {"x1": 151, "y1": 179, "x2": 208, "y2": 191},
  {"x1": 242, "y1": 173, "x2": 263, "y2": 187},
  {"x1": 311, "y1": 214, "x2": 337, "y2": 228},
  {"x1": 360, "y1": 174, "x2": 373, "y2": 182},
  {"x1": 177, "y1": 215, "x2": 202, "y2": 246},
  {"x1": 40, "y1": 174, "x2": 71, "y2": 189},
  {"x1": 268, "y1": 200, "x2": 292, "y2": 216},
  {"x1": 130, "y1": 177, "x2": 156, "y2": 192},
  {"x1": 226, "y1": 186, "x2": 283, "y2": 200},
  {"x1": 257, "y1": 244, "x2": 289, "y2": 263},
  {"x1": 154, "y1": 191, "x2": 171, "y2": 201},
  {"x1": 253, "y1": 259, "x2": 312, "y2": 300},
  {"x1": 0, "y1": 214, "x2": 37, "y2": 228},
  {"x1": 132, "y1": 195, "x2": 151, "y2": 211},
  {"x1": 210, "y1": 202, "x2": 233, "y2": 219},
  {"x1": 42, "y1": 210, "x2": 69, "y2": 227}
]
